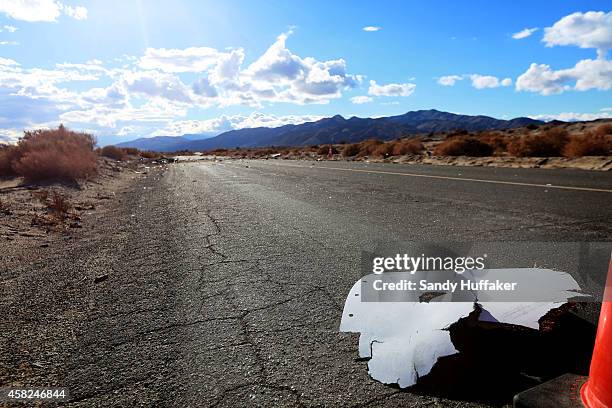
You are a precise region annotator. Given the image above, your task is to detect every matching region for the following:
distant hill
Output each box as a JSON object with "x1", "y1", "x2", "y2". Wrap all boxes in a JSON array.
[
  {"x1": 118, "y1": 109, "x2": 543, "y2": 152},
  {"x1": 116, "y1": 132, "x2": 213, "y2": 151}
]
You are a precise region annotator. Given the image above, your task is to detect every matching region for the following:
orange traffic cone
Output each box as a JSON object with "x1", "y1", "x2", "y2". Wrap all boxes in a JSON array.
[{"x1": 580, "y1": 258, "x2": 612, "y2": 408}]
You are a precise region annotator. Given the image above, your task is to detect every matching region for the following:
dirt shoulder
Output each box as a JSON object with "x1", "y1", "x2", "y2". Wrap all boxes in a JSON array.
[
  {"x1": 384, "y1": 154, "x2": 612, "y2": 171},
  {"x1": 0, "y1": 158, "x2": 162, "y2": 273},
  {"x1": 0, "y1": 159, "x2": 169, "y2": 399}
]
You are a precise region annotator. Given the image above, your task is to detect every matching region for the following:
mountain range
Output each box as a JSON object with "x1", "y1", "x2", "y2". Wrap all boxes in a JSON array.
[{"x1": 117, "y1": 109, "x2": 543, "y2": 152}]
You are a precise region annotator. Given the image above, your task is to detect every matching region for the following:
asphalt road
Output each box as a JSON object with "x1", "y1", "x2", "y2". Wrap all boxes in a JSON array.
[{"x1": 3, "y1": 160, "x2": 611, "y2": 407}]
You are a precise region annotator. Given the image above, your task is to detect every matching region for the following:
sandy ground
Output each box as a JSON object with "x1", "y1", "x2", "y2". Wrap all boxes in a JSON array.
[
  {"x1": 387, "y1": 155, "x2": 612, "y2": 171},
  {"x1": 0, "y1": 158, "x2": 162, "y2": 273}
]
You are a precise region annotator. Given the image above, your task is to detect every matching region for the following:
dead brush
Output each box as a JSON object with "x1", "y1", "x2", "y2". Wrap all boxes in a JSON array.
[
  {"x1": 341, "y1": 143, "x2": 360, "y2": 157},
  {"x1": 99, "y1": 145, "x2": 127, "y2": 161},
  {"x1": 563, "y1": 131, "x2": 611, "y2": 157},
  {"x1": 433, "y1": 136, "x2": 494, "y2": 156},
  {"x1": 139, "y1": 150, "x2": 159, "y2": 159},
  {"x1": 507, "y1": 128, "x2": 568, "y2": 157},
  {"x1": 479, "y1": 132, "x2": 508, "y2": 154},
  {"x1": 48, "y1": 191, "x2": 71, "y2": 219},
  {"x1": 356, "y1": 139, "x2": 383, "y2": 157},
  {"x1": 11, "y1": 125, "x2": 98, "y2": 182},
  {"x1": 371, "y1": 142, "x2": 395, "y2": 158},
  {"x1": 391, "y1": 139, "x2": 424, "y2": 155},
  {"x1": 594, "y1": 123, "x2": 612, "y2": 137}
]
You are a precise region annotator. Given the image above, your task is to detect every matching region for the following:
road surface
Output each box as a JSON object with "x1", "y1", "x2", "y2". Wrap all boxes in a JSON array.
[{"x1": 3, "y1": 159, "x2": 611, "y2": 407}]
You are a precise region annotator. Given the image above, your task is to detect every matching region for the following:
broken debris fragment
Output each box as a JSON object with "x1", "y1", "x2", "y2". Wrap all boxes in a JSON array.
[{"x1": 339, "y1": 268, "x2": 584, "y2": 388}]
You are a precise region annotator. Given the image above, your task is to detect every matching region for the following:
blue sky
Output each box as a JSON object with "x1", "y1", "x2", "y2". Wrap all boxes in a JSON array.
[{"x1": 0, "y1": 0, "x2": 611, "y2": 145}]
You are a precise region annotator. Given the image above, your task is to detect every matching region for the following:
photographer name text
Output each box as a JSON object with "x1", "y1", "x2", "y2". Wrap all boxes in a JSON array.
[{"x1": 372, "y1": 279, "x2": 518, "y2": 292}]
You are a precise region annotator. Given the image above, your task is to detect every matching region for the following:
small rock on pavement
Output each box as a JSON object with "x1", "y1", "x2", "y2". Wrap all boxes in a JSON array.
[{"x1": 94, "y1": 274, "x2": 109, "y2": 284}]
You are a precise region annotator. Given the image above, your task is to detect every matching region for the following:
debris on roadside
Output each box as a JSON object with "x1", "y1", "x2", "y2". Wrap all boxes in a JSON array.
[{"x1": 340, "y1": 268, "x2": 592, "y2": 393}]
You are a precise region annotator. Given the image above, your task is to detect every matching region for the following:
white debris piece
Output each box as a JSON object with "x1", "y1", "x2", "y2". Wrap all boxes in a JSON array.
[
  {"x1": 468, "y1": 268, "x2": 583, "y2": 329},
  {"x1": 339, "y1": 268, "x2": 583, "y2": 388}
]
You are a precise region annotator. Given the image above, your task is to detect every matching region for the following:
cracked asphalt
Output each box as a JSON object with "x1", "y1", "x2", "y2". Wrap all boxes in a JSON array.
[{"x1": 2, "y1": 159, "x2": 611, "y2": 407}]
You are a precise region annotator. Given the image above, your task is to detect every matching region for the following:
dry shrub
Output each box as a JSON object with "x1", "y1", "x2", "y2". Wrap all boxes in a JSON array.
[
  {"x1": 121, "y1": 147, "x2": 139, "y2": 156},
  {"x1": 433, "y1": 136, "x2": 494, "y2": 156},
  {"x1": 507, "y1": 128, "x2": 568, "y2": 157},
  {"x1": 371, "y1": 142, "x2": 395, "y2": 158},
  {"x1": 357, "y1": 139, "x2": 383, "y2": 157},
  {"x1": 479, "y1": 132, "x2": 508, "y2": 153},
  {"x1": 342, "y1": 143, "x2": 360, "y2": 157},
  {"x1": 317, "y1": 145, "x2": 329, "y2": 155},
  {"x1": 391, "y1": 139, "x2": 424, "y2": 155},
  {"x1": 100, "y1": 145, "x2": 126, "y2": 161},
  {"x1": 257, "y1": 148, "x2": 280, "y2": 157},
  {"x1": 594, "y1": 123, "x2": 612, "y2": 137},
  {"x1": 10, "y1": 125, "x2": 97, "y2": 182},
  {"x1": 48, "y1": 191, "x2": 71, "y2": 219},
  {"x1": 563, "y1": 132, "x2": 611, "y2": 157},
  {"x1": 0, "y1": 145, "x2": 21, "y2": 177},
  {"x1": 139, "y1": 150, "x2": 159, "y2": 159}
]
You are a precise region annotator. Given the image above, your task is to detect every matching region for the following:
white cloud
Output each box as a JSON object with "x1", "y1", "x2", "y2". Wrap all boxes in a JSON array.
[
  {"x1": 210, "y1": 48, "x2": 244, "y2": 84},
  {"x1": 516, "y1": 59, "x2": 612, "y2": 95},
  {"x1": 517, "y1": 11, "x2": 612, "y2": 96},
  {"x1": 244, "y1": 32, "x2": 360, "y2": 104},
  {"x1": 512, "y1": 27, "x2": 538, "y2": 40},
  {"x1": 0, "y1": 128, "x2": 22, "y2": 143},
  {"x1": 529, "y1": 109, "x2": 612, "y2": 122},
  {"x1": 469, "y1": 74, "x2": 512, "y2": 89},
  {"x1": 437, "y1": 75, "x2": 463, "y2": 86},
  {"x1": 60, "y1": 99, "x2": 188, "y2": 128},
  {"x1": 1, "y1": 25, "x2": 18, "y2": 32},
  {"x1": 363, "y1": 26, "x2": 382, "y2": 32},
  {"x1": 0, "y1": 0, "x2": 60, "y2": 22},
  {"x1": 139, "y1": 47, "x2": 223, "y2": 73},
  {"x1": 191, "y1": 76, "x2": 218, "y2": 98},
  {"x1": 350, "y1": 95, "x2": 373, "y2": 104},
  {"x1": 247, "y1": 33, "x2": 303, "y2": 82},
  {"x1": 0, "y1": 32, "x2": 362, "y2": 139},
  {"x1": 121, "y1": 70, "x2": 195, "y2": 104},
  {"x1": 0, "y1": 0, "x2": 87, "y2": 22},
  {"x1": 0, "y1": 40, "x2": 18, "y2": 46},
  {"x1": 152, "y1": 112, "x2": 324, "y2": 136},
  {"x1": 0, "y1": 57, "x2": 18, "y2": 66},
  {"x1": 60, "y1": 4, "x2": 86, "y2": 20},
  {"x1": 368, "y1": 79, "x2": 415, "y2": 96},
  {"x1": 544, "y1": 11, "x2": 612, "y2": 57},
  {"x1": 571, "y1": 58, "x2": 612, "y2": 91}
]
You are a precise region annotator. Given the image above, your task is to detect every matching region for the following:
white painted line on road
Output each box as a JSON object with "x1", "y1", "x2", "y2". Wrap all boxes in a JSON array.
[{"x1": 270, "y1": 163, "x2": 612, "y2": 193}]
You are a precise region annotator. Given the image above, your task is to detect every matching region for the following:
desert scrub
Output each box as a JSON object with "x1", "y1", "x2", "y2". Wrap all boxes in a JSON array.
[
  {"x1": 433, "y1": 136, "x2": 494, "y2": 156},
  {"x1": 99, "y1": 145, "x2": 127, "y2": 161},
  {"x1": 2, "y1": 125, "x2": 97, "y2": 182},
  {"x1": 563, "y1": 132, "x2": 611, "y2": 157},
  {"x1": 507, "y1": 128, "x2": 568, "y2": 157}
]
